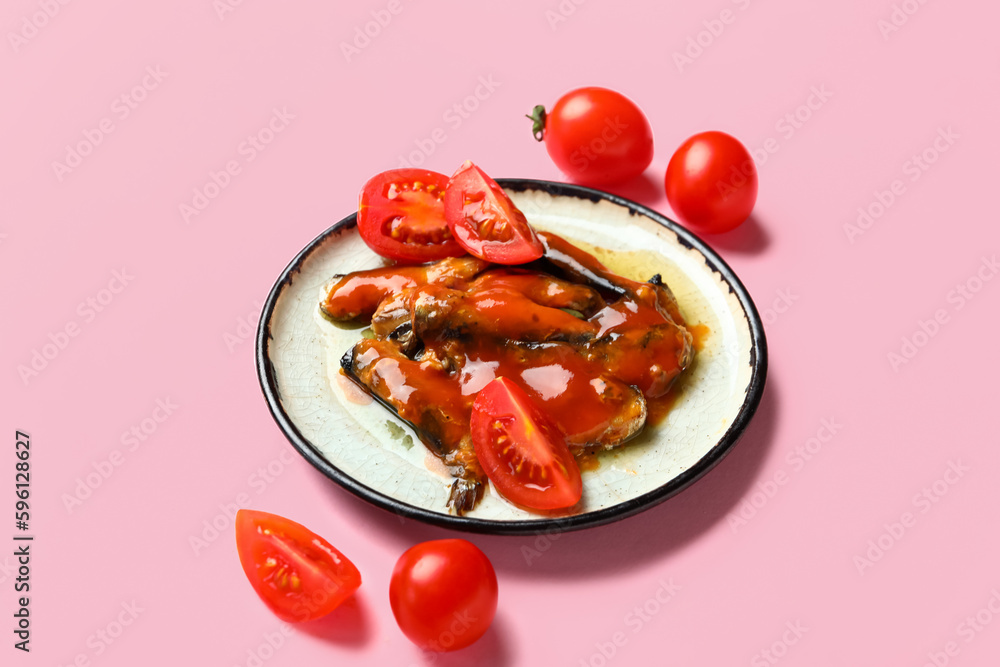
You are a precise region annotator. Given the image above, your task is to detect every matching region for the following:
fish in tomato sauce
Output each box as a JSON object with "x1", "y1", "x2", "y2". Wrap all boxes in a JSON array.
[{"x1": 324, "y1": 233, "x2": 694, "y2": 514}]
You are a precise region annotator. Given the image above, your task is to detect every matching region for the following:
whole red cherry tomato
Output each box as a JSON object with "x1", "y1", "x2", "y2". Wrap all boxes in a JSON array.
[
  {"x1": 389, "y1": 539, "x2": 498, "y2": 652},
  {"x1": 528, "y1": 87, "x2": 654, "y2": 186},
  {"x1": 664, "y1": 131, "x2": 758, "y2": 234}
]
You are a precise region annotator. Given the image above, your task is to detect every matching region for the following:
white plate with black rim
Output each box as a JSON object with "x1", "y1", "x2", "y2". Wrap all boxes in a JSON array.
[{"x1": 256, "y1": 179, "x2": 767, "y2": 535}]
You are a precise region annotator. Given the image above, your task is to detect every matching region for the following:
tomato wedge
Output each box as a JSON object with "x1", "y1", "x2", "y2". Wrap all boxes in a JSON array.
[
  {"x1": 357, "y1": 169, "x2": 465, "y2": 263},
  {"x1": 444, "y1": 161, "x2": 544, "y2": 264},
  {"x1": 470, "y1": 377, "x2": 582, "y2": 510},
  {"x1": 235, "y1": 509, "x2": 361, "y2": 622}
]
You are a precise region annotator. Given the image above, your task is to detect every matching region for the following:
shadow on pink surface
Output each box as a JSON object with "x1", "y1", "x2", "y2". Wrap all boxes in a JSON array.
[
  {"x1": 704, "y1": 213, "x2": 770, "y2": 256},
  {"x1": 598, "y1": 172, "x2": 662, "y2": 208},
  {"x1": 296, "y1": 595, "x2": 373, "y2": 648},
  {"x1": 416, "y1": 614, "x2": 514, "y2": 667},
  {"x1": 317, "y1": 377, "x2": 779, "y2": 578}
]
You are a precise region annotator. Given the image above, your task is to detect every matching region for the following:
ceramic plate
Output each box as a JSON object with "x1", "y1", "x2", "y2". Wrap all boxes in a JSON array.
[{"x1": 256, "y1": 179, "x2": 767, "y2": 535}]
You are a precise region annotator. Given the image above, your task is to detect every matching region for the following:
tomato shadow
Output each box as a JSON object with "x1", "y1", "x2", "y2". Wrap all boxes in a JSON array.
[
  {"x1": 416, "y1": 613, "x2": 515, "y2": 667},
  {"x1": 700, "y1": 213, "x2": 771, "y2": 255},
  {"x1": 295, "y1": 595, "x2": 373, "y2": 648},
  {"x1": 317, "y1": 377, "x2": 780, "y2": 580},
  {"x1": 593, "y1": 171, "x2": 663, "y2": 209}
]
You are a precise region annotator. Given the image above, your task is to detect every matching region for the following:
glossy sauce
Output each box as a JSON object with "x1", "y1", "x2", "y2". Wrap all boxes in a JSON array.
[
  {"x1": 334, "y1": 235, "x2": 698, "y2": 500},
  {"x1": 347, "y1": 267, "x2": 691, "y2": 451}
]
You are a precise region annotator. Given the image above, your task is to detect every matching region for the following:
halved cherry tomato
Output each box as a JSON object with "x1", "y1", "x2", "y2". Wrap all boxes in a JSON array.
[
  {"x1": 470, "y1": 377, "x2": 582, "y2": 510},
  {"x1": 444, "y1": 161, "x2": 544, "y2": 265},
  {"x1": 390, "y1": 539, "x2": 498, "y2": 652},
  {"x1": 357, "y1": 169, "x2": 465, "y2": 262},
  {"x1": 235, "y1": 509, "x2": 361, "y2": 622}
]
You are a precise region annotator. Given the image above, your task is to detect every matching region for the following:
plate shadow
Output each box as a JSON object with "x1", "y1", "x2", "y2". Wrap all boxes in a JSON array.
[{"x1": 316, "y1": 376, "x2": 781, "y2": 579}]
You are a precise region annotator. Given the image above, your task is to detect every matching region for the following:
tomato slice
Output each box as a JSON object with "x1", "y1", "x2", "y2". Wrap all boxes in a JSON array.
[
  {"x1": 470, "y1": 377, "x2": 582, "y2": 510},
  {"x1": 235, "y1": 509, "x2": 361, "y2": 622},
  {"x1": 358, "y1": 169, "x2": 466, "y2": 263},
  {"x1": 444, "y1": 161, "x2": 544, "y2": 264}
]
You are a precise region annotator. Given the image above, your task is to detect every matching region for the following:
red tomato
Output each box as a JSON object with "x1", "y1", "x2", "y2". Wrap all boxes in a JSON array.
[
  {"x1": 389, "y1": 539, "x2": 498, "y2": 652},
  {"x1": 235, "y1": 509, "x2": 361, "y2": 622},
  {"x1": 664, "y1": 131, "x2": 758, "y2": 234},
  {"x1": 528, "y1": 87, "x2": 654, "y2": 185},
  {"x1": 470, "y1": 377, "x2": 582, "y2": 510},
  {"x1": 444, "y1": 161, "x2": 544, "y2": 264},
  {"x1": 357, "y1": 169, "x2": 466, "y2": 262}
]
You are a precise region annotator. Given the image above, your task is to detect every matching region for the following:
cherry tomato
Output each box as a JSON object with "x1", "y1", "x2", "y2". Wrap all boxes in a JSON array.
[
  {"x1": 235, "y1": 509, "x2": 361, "y2": 622},
  {"x1": 664, "y1": 131, "x2": 758, "y2": 234},
  {"x1": 470, "y1": 377, "x2": 582, "y2": 510},
  {"x1": 389, "y1": 539, "x2": 498, "y2": 652},
  {"x1": 444, "y1": 161, "x2": 544, "y2": 264},
  {"x1": 357, "y1": 169, "x2": 466, "y2": 263},
  {"x1": 528, "y1": 87, "x2": 654, "y2": 185}
]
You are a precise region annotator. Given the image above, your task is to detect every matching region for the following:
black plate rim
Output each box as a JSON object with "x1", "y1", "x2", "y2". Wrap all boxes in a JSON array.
[{"x1": 255, "y1": 178, "x2": 769, "y2": 536}]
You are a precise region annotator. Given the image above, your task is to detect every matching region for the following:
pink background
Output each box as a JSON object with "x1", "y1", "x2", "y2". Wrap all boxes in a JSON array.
[{"x1": 3, "y1": 1, "x2": 1000, "y2": 665}]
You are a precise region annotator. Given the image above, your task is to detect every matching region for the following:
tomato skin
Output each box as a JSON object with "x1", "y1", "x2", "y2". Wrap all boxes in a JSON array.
[
  {"x1": 470, "y1": 377, "x2": 583, "y2": 510},
  {"x1": 389, "y1": 539, "x2": 498, "y2": 652},
  {"x1": 664, "y1": 131, "x2": 758, "y2": 234},
  {"x1": 531, "y1": 87, "x2": 654, "y2": 185},
  {"x1": 444, "y1": 161, "x2": 544, "y2": 264},
  {"x1": 235, "y1": 510, "x2": 361, "y2": 622},
  {"x1": 357, "y1": 168, "x2": 466, "y2": 263}
]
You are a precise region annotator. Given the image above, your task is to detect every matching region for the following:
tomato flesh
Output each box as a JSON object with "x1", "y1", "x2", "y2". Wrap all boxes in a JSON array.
[
  {"x1": 471, "y1": 377, "x2": 582, "y2": 510},
  {"x1": 444, "y1": 161, "x2": 544, "y2": 265},
  {"x1": 235, "y1": 509, "x2": 361, "y2": 622},
  {"x1": 389, "y1": 539, "x2": 498, "y2": 652},
  {"x1": 664, "y1": 131, "x2": 758, "y2": 234},
  {"x1": 358, "y1": 169, "x2": 465, "y2": 262}
]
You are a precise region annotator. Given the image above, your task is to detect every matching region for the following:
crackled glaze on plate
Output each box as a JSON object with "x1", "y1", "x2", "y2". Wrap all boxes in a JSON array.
[{"x1": 256, "y1": 180, "x2": 767, "y2": 535}]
